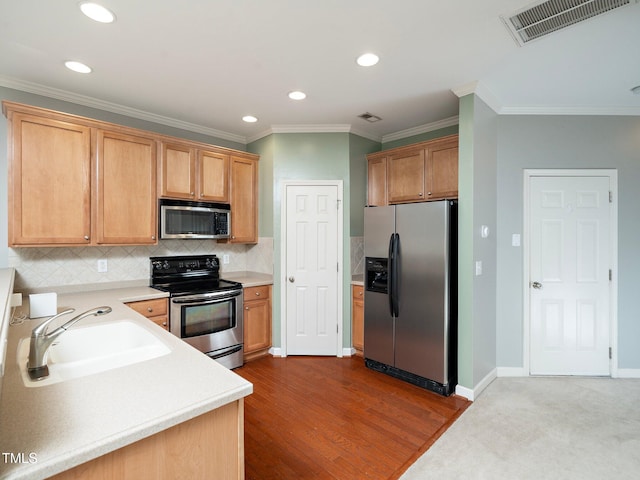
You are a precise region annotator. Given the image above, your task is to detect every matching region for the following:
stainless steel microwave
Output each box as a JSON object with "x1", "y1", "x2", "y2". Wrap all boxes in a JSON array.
[{"x1": 159, "y1": 199, "x2": 230, "y2": 239}]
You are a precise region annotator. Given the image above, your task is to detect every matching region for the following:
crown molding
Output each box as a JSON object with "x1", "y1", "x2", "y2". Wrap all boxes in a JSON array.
[
  {"x1": 246, "y1": 124, "x2": 382, "y2": 144},
  {"x1": 0, "y1": 75, "x2": 247, "y2": 144},
  {"x1": 381, "y1": 116, "x2": 459, "y2": 144},
  {"x1": 499, "y1": 105, "x2": 640, "y2": 116}
]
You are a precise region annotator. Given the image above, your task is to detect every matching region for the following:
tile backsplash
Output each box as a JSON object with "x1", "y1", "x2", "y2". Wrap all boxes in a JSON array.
[
  {"x1": 9, "y1": 236, "x2": 365, "y2": 291},
  {"x1": 9, "y1": 238, "x2": 274, "y2": 292}
]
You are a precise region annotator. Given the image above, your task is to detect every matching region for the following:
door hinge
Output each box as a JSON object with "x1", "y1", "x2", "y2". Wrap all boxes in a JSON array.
[
  {"x1": 609, "y1": 269, "x2": 612, "y2": 281},
  {"x1": 337, "y1": 199, "x2": 341, "y2": 210},
  {"x1": 337, "y1": 324, "x2": 339, "y2": 334},
  {"x1": 609, "y1": 191, "x2": 612, "y2": 203},
  {"x1": 609, "y1": 347, "x2": 612, "y2": 359},
  {"x1": 337, "y1": 263, "x2": 339, "y2": 272}
]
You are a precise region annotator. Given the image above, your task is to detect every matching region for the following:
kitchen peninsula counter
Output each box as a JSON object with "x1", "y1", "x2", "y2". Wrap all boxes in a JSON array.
[{"x1": 0, "y1": 281, "x2": 252, "y2": 479}]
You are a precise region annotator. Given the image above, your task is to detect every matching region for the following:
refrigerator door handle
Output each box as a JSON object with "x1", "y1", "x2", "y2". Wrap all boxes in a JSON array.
[
  {"x1": 388, "y1": 233, "x2": 395, "y2": 317},
  {"x1": 391, "y1": 233, "x2": 400, "y2": 317}
]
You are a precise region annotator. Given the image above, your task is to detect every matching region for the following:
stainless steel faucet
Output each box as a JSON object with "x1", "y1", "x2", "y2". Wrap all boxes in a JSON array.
[{"x1": 27, "y1": 306, "x2": 113, "y2": 380}]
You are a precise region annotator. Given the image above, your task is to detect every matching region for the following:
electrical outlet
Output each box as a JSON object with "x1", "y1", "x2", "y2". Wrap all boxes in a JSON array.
[
  {"x1": 223, "y1": 254, "x2": 230, "y2": 265},
  {"x1": 97, "y1": 259, "x2": 108, "y2": 273}
]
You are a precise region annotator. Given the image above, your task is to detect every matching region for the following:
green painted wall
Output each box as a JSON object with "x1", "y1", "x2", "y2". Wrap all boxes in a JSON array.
[
  {"x1": 247, "y1": 134, "x2": 274, "y2": 237},
  {"x1": 349, "y1": 134, "x2": 380, "y2": 236},
  {"x1": 457, "y1": 95, "x2": 475, "y2": 389},
  {"x1": 249, "y1": 132, "x2": 354, "y2": 349}
]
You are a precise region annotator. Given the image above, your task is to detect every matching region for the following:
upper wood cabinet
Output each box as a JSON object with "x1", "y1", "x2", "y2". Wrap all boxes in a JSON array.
[
  {"x1": 95, "y1": 129, "x2": 157, "y2": 245},
  {"x1": 366, "y1": 134, "x2": 458, "y2": 206},
  {"x1": 159, "y1": 142, "x2": 229, "y2": 202},
  {"x1": 7, "y1": 111, "x2": 92, "y2": 246},
  {"x1": 3, "y1": 103, "x2": 158, "y2": 247},
  {"x1": 4, "y1": 101, "x2": 260, "y2": 247},
  {"x1": 228, "y1": 155, "x2": 258, "y2": 244},
  {"x1": 367, "y1": 157, "x2": 387, "y2": 207}
]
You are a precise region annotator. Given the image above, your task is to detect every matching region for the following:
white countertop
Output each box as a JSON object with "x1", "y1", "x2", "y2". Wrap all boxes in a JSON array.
[
  {"x1": 0, "y1": 282, "x2": 253, "y2": 480},
  {"x1": 222, "y1": 271, "x2": 273, "y2": 287}
]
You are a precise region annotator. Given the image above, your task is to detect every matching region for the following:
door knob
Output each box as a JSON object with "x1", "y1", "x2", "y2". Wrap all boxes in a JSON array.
[
  {"x1": 531, "y1": 281, "x2": 542, "y2": 289},
  {"x1": 288, "y1": 276, "x2": 295, "y2": 283}
]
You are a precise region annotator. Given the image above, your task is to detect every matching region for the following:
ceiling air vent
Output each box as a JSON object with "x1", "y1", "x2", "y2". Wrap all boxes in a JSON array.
[
  {"x1": 358, "y1": 112, "x2": 382, "y2": 123},
  {"x1": 501, "y1": 0, "x2": 639, "y2": 46}
]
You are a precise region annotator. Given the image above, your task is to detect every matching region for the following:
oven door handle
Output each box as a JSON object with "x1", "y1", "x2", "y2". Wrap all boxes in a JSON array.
[
  {"x1": 207, "y1": 345, "x2": 243, "y2": 360},
  {"x1": 171, "y1": 290, "x2": 242, "y2": 304}
]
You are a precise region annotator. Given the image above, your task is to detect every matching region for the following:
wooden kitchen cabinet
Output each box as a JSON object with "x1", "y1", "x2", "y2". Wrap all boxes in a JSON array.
[
  {"x1": 243, "y1": 284, "x2": 272, "y2": 362},
  {"x1": 3, "y1": 102, "x2": 159, "y2": 247},
  {"x1": 6, "y1": 110, "x2": 92, "y2": 246},
  {"x1": 51, "y1": 400, "x2": 244, "y2": 480},
  {"x1": 352, "y1": 285, "x2": 364, "y2": 356},
  {"x1": 367, "y1": 156, "x2": 387, "y2": 206},
  {"x1": 387, "y1": 148, "x2": 426, "y2": 203},
  {"x1": 95, "y1": 129, "x2": 157, "y2": 244},
  {"x1": 366, "y1": 134, "x2": 458, "y2": 205},
  {"x1": 425, "y1": 136, "x2": 459, "y2": 200},
  {"x1": 159, "y1": 142, "x2": 230, "y2": 202},
  {"x1": 228, "y1": 155, "x2": 258, "y2": 244},
  {"x1": 125, "y1": 298, "x2": 169, "y2": 330}
]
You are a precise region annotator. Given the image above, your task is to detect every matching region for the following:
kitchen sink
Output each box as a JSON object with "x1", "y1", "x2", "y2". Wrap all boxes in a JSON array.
[{"x1": 17, "y1": 320, "x2": 171, "y2": 387}]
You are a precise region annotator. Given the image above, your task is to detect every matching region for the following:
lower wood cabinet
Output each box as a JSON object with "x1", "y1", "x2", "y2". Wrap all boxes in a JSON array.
[
  {"x1": 352, "y1": 285, "x2": 364, "y2": 356},
  {"x1": 50, "y1": 400, "x2": 244, "y2": 480},
  {"x1": 125, "y1": 298, "x2": 169, "y2": 331},
  {"x1": 243, "y1": 285, "x2": 272, "y2": 362}
]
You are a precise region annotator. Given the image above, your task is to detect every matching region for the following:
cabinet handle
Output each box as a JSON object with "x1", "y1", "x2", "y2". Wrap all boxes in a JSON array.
[
  {"x1": 418, "y1": 193, "x2": 423, "y2": 197},
  {"x1": 255, "y1": 292, "x2": 260, "y2": 296},
  {"x1": 427, "y1": 192, "x2": 432, "y2": 196},
  {"x1": 162, "y1": 322, "x2": 167, "y2": 326},
  {"x1": 151, "y1": 235, "x2": 156, "y2": 240},
  {"x1": 84, "y1": 235, "x2": 90, "y2": 240},
  {"x1": 147, "y1": 307, "x2": 153, "y2": 312},
  {"x1": 245, "y1": 306, "x2": 250, "y2": 310},
  {"x1": 359, "y1": 291, "x2": 363, "y2": 296},
  {"x1": 190, "y1": 192, "x2": 195, "y2": 196}
]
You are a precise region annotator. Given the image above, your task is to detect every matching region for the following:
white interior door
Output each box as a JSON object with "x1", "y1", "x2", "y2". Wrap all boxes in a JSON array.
[
  {"x1": 529, "y1": 175, "x2": 611, "y2": 375},
  {"x1": 284, "y1": 183, "x2": 340, "y2": 355}
]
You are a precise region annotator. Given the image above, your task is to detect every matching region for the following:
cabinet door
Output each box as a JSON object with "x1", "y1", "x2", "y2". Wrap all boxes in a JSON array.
[
  {"x1": 352, "y1": 286, "x2": 364, "y2": 355},
  {"x1": 229, "y1": 156, "x2": 258, "y2": 243},
  {"x1": 9, "y1": 113, "x2": 91, "y2": 246},
  {"x1": 387, "y1": 149, "x2": 426, "y2": 204},
  {"x1": 425, "y1": 139, "x2": 458, "y2": 200},
  {"x1": 160, "y1": 142, "x2": 196, "y2": 199},
  {"x1": 198, "y1": 150, "x2": 229, "y2": 202},
  {"x1": 95, "y1": 130, "x2": 157, "y2": 244},
  {"x1": 367, "y1": 157, "x2": 387, "y2": 206},
  {"x1": 244, "y1": 285, "x2": 271, "y2": 360}
]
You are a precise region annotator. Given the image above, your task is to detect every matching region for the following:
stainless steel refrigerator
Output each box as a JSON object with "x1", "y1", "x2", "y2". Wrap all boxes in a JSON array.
[{"x1": 363, "y1": 200, "x2": 457, "y2": 396}]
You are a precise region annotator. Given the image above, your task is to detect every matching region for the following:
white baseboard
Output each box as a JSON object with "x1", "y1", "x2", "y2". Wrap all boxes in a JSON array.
[
  {"x1": 342, "y1": 348, "x2": 355, "y2": 357},
  {"x1": 614, "y1": 369, "x2": 640, "y2": 378},
  {"x1": 455, "y1": 368, "x2": 497, "y2": 401},
  {"x1": 497, "y1": 367, "x2": 527, "y2": 377},
  {"x1": 269, "y1": 347, "x2": 283, "y2": 357}
]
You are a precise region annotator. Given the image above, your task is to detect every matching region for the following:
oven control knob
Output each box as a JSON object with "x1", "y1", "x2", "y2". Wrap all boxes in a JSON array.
[{"x1": 163, "y1": 261, "x2": 170, "y2": 269}]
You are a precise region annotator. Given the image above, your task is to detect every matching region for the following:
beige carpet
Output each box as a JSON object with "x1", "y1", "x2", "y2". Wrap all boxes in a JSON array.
[{"x1": 400, "y1": 377, "x2": 640, "y2": 479}]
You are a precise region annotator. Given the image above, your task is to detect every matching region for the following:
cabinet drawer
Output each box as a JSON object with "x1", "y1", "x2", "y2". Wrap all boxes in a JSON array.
[
  {"x1": 352, "y1": 285, "x2": 364, "y2": 300},
  {"x1": 244, "y1": 285, "x2": 270, "y2": 301},
  {"x1": 127, "y1": 298, "x2": 168, "y2": 318}
]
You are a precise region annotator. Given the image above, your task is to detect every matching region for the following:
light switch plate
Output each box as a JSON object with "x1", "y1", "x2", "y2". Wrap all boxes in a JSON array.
[
  {"x1": 475, "y1": 261, "x2": 483, "y2": 276},
  {"x1": 512, "y1": 234, "x2": 521, "y2": 247}
]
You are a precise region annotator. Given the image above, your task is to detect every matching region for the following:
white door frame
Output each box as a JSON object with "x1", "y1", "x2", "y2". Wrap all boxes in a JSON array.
[
  {"x1": 279, "y1": 180, "x2": 344, "y2": 358},
  {"x1": 523, "y1": 169, "x2": 618, "y2": 376}
]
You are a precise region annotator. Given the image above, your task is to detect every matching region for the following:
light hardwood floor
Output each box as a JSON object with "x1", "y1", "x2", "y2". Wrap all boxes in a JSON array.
[{"x1": 236, "y1": 356, "x2": 470, "y2": 480}]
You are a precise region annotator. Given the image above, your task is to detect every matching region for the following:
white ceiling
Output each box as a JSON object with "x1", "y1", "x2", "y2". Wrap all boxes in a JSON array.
[{"x1": 1, "y1": 0, "x2": 639, "y2": 144}]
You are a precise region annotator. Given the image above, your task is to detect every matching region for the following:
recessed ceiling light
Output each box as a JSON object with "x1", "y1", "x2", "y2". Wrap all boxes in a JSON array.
[
  {"x1": 242, "y1": 115, "x2": 258, "y2": 123},
  {"x1": 65, "y1": 61, "x2": 92, "y2": 73},
  {"x1": 79, "y1": 2, "x2": 116, "y2": 23},
  {"x1": 288, "y1": 91, "x2": 306, "y2": 100},
  {"x1": 631, "y1": 85, "x2": 640, "y2": 95},
  {"x1": 356, "y1": 53, "x2": 379, "y2": 67}
]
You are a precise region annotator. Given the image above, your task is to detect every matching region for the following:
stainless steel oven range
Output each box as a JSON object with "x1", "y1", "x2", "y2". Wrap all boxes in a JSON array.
[{"x1": 150, "y1": 255, "x2": 243, "y2": 369}]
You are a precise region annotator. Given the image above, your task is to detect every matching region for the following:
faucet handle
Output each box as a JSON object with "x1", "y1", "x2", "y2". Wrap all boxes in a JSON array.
[{"x1": 32, "y1": 308, "x2": 75, "y2": 337}]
